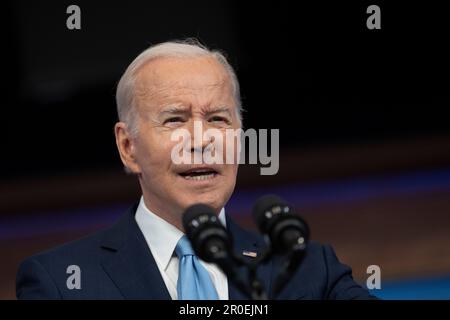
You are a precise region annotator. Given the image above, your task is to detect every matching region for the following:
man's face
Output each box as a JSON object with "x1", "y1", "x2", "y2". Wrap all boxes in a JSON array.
[{"x1": 116, "y1": 56, "x2": 240, "y2": 228}]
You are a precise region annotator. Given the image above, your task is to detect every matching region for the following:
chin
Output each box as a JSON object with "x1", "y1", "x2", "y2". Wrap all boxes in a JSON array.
[{"x1": 181, "y1": 193, "x2": 225, "y2": 213}]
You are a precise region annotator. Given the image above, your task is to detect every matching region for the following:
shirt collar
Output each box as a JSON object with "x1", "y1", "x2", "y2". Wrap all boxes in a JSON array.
[{"x1": 135, "y1": 196, "x2": 226, "y2": 271}]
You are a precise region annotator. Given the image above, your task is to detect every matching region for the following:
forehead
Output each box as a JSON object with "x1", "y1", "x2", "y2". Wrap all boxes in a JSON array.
[{"x1": 134, "y1": 56, "x2": 233, "y2": 108}]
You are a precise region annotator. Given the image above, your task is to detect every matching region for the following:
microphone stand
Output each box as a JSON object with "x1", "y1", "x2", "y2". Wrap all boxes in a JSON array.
[
  {"x1": 272, "y1": 243, "x2": 306, "y2": 297},
  {"x1": 198, "y1": 220, "x2": 307, "y2": 300},
  {"x1": 213, "y1": 254, "x2": 255, "y2": 299},
  {"x1": 246, "y1": 253, "x2": 270, "y2": 300},
  {"x1": 222, "y1": 241, "x2": 307, "y2": 300},
  {"x1": 228, "y1": 249, "x2": 272, "y2": 300}
]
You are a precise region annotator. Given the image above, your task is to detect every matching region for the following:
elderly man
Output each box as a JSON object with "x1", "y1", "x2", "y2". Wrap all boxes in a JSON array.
[{"x1": 16, "y1": 40, "x2": 375, "y2": 300}]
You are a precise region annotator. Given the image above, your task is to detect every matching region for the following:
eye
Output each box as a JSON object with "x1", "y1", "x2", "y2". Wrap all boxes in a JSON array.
[
  {"x1": 209, "y1": 116, "x2": 230, "y2": 124},
  {"x1": 164, "y1": 117, "x2": 185, "y2": 125}
]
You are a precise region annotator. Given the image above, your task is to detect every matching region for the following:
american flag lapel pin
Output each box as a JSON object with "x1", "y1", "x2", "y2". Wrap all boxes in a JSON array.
[{"x1": 242, "y1": 250, "x2": 257, "y2": 258}]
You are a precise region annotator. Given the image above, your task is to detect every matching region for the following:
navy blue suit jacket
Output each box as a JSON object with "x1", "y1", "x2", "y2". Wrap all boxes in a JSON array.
[{"x1": 16, "y1": 203, "x2": 375, "y2": 299}]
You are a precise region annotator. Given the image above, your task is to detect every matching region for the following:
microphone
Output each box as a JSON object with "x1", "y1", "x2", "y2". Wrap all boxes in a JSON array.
[
  {"x1": 252, "y1": 194, "x2": 310, "y2": 296},
  {"x1": 252, "y1": 194, "x2": 310, "y2": 254},
  {"x1": 182, "y1": 203, "x2": 253, "y2": 298},
  {"x1": 182, "y1": 203, "x2": 231, "y2": 262}
]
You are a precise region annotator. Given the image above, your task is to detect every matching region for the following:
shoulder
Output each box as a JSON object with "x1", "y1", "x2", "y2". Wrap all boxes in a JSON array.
[
  {"x1": 18, "y1": 203, "x2": 136, "y2": 271},
  {"x1": 277, "y1": 240, "x2": 376, "y2": 300},
  {"x1": 19, "y1": 227, "x2": 110, "y2": 270},
  {"x1": 16, "y1": 205, "x2": 136, "y2": 299},
  {"x1": 16, "y1": 227, "x2": 111, "y2": 299}
]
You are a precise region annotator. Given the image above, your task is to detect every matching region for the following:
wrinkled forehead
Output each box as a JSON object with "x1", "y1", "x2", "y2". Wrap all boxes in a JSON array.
[{"x1": 133, "y1": 56, "x2": 234, "y2": 109}]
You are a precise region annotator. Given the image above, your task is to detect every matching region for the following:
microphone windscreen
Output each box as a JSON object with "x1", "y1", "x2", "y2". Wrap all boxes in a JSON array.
[
  {"x1": 182, "y1": 203, "x2": 216, "y2": 231},
  {"x1": 252, "y1": 194, "x2": 287, "y2": 232}
]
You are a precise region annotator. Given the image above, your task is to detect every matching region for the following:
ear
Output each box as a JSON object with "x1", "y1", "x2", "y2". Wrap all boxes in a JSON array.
[{"x1": 114, "y1": 122, "x2": 141, "y2": 174}]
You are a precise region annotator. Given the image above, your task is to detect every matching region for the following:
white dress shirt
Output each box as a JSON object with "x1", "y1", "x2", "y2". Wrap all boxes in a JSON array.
[{"x1": 135, "y1": 196, "x2": 229, "y2": 300}]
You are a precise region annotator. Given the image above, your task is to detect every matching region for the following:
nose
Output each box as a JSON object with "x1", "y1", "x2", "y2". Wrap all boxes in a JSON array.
[{"x1": 187, "y1": 119, "x2": 212, "y2": 154}]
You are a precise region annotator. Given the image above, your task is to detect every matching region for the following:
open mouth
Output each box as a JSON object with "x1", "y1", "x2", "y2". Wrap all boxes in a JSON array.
[{"x1": 178, "y1": 167, "x2": 218, "y2": 181}]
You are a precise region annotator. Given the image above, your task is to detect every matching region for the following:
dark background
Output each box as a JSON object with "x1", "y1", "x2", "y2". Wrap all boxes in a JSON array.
[
  {"x1": 4, "y1": 1, "x2": 449, "y2": 179},
  {"x1": 1, "y1": 1, "x2": 450, "y2": 299}
]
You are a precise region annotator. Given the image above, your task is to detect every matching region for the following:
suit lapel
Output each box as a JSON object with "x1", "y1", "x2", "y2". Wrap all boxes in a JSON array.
[
  {"x1": 100, "y1": 204, "x2": 171, "y2": 299},
  {"x1": 98, "y1": 205, "x2": 274, "y2": 300},
  {"x1": 226, "y1": 216, "x2": 273, "y2": 300}
]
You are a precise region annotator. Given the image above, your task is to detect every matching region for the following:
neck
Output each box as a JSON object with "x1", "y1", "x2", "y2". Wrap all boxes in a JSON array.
[{"x1": 141, "y1": 194, "x2": 185, "y2": 232}]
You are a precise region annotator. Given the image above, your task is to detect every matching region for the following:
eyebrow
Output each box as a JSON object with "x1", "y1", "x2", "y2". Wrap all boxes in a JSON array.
[
  {"x1": 159, "y1": 104, "x2": 190, "y2": 115},
  {"x1": 203, "y1": 106, "x2": 233, "y2": 117},
  {"x1": 159, "y1": 105, "x2": 232, "y2": 116},
  {"x1": 205, "y1": 106, "x2": 231, "y2": 113}
]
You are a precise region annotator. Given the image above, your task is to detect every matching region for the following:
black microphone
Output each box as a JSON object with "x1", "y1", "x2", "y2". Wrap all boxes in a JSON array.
[
  {"x1": 252, "y1": 194, "x2": 310, "y2": 296},
  {"x1": 182, "y1": 203, "x2": 231, "y2": 262},
  {"x1": 252, "y1": 194, "x2": 310, "y2": 254},
  {"x1": 182, "y1": 203, "x2": 253, "y2": 298}
]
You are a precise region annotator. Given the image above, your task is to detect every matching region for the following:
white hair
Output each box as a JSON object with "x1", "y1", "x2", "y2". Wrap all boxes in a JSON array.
[{"x1": 116, "y1": 39, "x2": 243, "y2": 136}]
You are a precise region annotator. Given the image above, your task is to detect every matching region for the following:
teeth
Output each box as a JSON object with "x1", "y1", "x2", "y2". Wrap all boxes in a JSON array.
[{"x1": 183, "y1": 173, "x2": 216, "y2": 181}]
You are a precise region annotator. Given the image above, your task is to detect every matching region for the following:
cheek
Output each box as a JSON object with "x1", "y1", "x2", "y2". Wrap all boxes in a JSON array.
[
  {"x1": 228, "y1": 164, "x2": 239, "y2": 177},
  {"x1": 222, "y1": 132, "x2": 241, "y2": 164},
  {"x1": 135, "y1": 133, "x2": 176, "y2": 169}
]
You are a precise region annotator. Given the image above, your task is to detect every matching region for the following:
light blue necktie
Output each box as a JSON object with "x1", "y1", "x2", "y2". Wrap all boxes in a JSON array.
[{"x1": 175, "y1": 235, "x2": 219, "y2": 300}]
